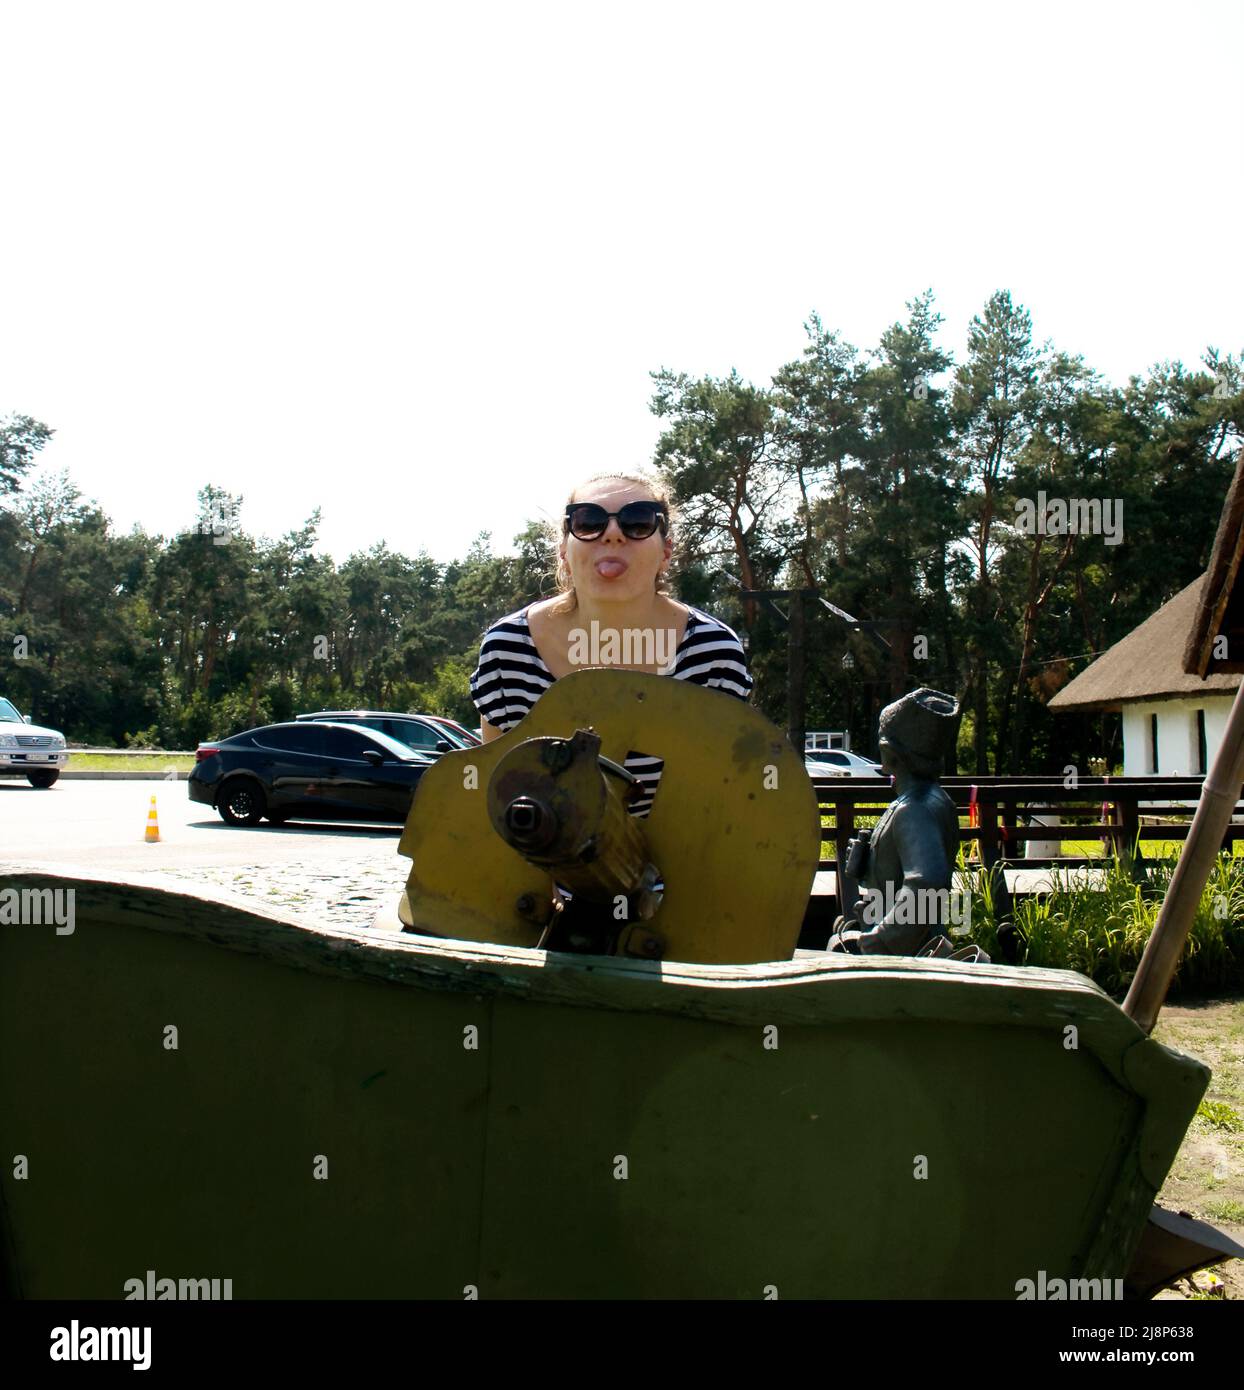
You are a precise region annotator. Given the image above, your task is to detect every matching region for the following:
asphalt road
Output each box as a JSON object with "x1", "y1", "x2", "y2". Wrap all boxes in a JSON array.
[
  {"x1": 0, "y1": 777, "x2": 1086, "y2": 920},
  {"x1": 0, "y1": 779, "x2": 402, "y2": 869}
]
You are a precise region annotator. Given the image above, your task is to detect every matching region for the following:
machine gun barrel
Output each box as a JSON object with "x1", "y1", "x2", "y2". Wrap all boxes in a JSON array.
[{"x1": 486, "y1": 727, "x2": 653, "y2": 906}]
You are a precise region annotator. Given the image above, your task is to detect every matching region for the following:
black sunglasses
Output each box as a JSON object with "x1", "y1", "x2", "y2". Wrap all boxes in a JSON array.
[{"x1": 564, "y1": 501, "x2": 669, "y2": 541}]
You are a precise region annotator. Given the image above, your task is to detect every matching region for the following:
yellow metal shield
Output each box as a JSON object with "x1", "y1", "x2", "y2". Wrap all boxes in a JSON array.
[{"x1": 397, "y1": 670, "x2": 821, "y2": 963}]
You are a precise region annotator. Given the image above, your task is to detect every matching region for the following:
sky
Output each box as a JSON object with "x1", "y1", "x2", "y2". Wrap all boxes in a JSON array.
[{"x1": 2, "y1": 0, "x2": 1241, "y2": 564}]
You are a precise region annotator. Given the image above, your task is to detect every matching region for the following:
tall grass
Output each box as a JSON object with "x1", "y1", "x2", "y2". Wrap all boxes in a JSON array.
[{"x1": 955, "y1": 850, "x2": 1244, "y2": 998}]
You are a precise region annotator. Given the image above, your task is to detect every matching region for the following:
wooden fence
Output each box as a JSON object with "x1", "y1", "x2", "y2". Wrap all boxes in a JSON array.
[
  {"x1": 798, "y1": 773, "x2": 1244, "y2": 949},
  {"x1": 812, "y1": 773, "x2": 1244, "y2": 880}
]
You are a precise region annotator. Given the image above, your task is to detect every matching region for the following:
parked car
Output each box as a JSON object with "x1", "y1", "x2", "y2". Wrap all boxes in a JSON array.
[
  {"x1": 295, "y1": 710, "x2": 477, "y2": 756},
  {"x1": 424, "y1": 715, "x2": 481, "y2": 746},
  {"x1": 189, "y1": 722, "x2": 436, "y2": 826},
  {"x1": 0, "y1": 697, "x2": 68, "y2": 788},
  {"x1": 805, "y1": 749, "x2": 885, "y2": 779}
]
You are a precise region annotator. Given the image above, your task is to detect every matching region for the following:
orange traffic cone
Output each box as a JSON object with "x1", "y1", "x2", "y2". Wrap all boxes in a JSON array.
[{"x1": 144, "y1": 795, "x2": 160, "y2": 843}]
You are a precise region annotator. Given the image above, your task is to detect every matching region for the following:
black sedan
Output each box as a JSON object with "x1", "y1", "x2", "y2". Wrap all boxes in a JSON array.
[{"x1": 189, "y1": 721, "x2": 438, "y2": 826}]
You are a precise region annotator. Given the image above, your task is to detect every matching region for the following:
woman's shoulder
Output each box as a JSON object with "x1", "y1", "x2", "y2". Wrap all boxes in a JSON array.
[
  {"x1": 672, "y1": 604, "x2": 751, "y2": 697},
  {"x1": 681, "y1": 605, "x2": 746, "y2": 649},
  {"x1": 478, "y1": 605, "x2": 537, "y2": 647},
  {"x1": 473, "y1": 608, "x2": 544, "y2": 691},
  {"x1": 522, "y1": 595, "x2": 567, "y2": 638}
]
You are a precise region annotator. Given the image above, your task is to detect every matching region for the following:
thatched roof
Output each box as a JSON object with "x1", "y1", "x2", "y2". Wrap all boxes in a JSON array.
[
  {"x1": 1049, "y1": 576, "x2": 1240, "y2": 713},
  {"x1": 1183, "y1": 450, "x2": 1244, "y2": 676}
]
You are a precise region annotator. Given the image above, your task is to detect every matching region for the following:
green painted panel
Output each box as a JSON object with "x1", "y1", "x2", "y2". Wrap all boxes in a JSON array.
[
  {"x1": 1, "y1": 914, "x2": 488, "y2": 1298},
  {"x1": 0, "y1": 872, "x2": 1209, "y2": 1299},
  {"x1": 477, "y1": 1003, "x2": 1140, "y2": 1298}
]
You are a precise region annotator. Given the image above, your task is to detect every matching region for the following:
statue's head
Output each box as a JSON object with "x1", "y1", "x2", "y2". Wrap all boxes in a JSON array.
[{"x1": 877, "y1": 688, "x2": 959, "y2": 778}]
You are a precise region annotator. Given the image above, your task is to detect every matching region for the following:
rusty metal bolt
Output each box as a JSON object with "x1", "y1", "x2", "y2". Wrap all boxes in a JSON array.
[{"x1": 541, "y1": 739, "x2": 574, "y2": 774}]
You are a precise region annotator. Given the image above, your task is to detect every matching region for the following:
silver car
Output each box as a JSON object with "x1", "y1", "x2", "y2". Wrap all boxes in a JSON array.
[
  {"x1": 805, "y1": 749, "x2": 885, "y2": 779},
  {"x1": 0, "y1": 697, "x2": 68, "y2": 788}
]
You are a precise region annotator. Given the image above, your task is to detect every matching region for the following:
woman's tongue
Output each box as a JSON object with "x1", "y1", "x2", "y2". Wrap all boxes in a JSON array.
[{"x1": 596, "y1": 556, "x2": 628, "y2": 579}]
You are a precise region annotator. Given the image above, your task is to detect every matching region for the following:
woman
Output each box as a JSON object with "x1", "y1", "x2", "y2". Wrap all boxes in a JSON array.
[{"x1": 469, "y1": 471, "x2": 751, "y2": 817}]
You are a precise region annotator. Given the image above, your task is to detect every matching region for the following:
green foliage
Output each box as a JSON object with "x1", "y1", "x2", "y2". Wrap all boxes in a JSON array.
[
  {"x1": 957, "y1": 852, "x2": 1244, "y2": 997},
  {"x1": 407, "y1": 653, "x2": 478, "y2": 726},
  {"x1": 651, "y1": 292, "x2": 1241, "y2": 771},
  {"x1": 0, "y1": 458, "x2": 545, "y2": 740},
  {"x1": 0, "y1": 413, "x2": 54, "y2": 495},
  {"x1": 1, "y1": 287, "x2": 1241, "y2": 772},
  {"x1": 1196, "y1": 1100, "x2": 1243, "y2": 1132}
]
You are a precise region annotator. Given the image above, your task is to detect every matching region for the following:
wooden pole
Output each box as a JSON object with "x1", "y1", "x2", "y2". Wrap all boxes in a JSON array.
[
  {"x1": 1122, "y1": 678, "x2": 1244, "y2": 1033},
  {"x1": 788, "y1": 589, "x2": 806, "y2": 755}
]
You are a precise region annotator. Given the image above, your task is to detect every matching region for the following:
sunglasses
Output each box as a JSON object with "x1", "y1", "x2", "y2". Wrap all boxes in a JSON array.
[{"x1": 564, "y1": 501, "x2": 669, "y2": 541}]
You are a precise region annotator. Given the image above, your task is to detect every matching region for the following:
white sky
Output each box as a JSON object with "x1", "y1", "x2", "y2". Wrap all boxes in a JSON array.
[{"x1": 2, "y1": 0, "x2": 1241, "y2": 564}]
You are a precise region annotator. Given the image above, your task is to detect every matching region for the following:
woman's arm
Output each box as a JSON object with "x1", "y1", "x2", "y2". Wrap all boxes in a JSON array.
[
  {"x1": 702, "y1": 623, "x2": 753, "y2": 701},
  {"x1": 470, "y1": 625, "x2": 508, "y2": 743}
]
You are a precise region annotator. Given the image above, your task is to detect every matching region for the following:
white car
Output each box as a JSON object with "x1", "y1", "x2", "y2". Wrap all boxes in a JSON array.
[
  {"x1": 0, "y1": 697, "x2": 68, "y2": 788},
  {"x1": 805, "y1": 749, "x2": 885, "y2": 779}
]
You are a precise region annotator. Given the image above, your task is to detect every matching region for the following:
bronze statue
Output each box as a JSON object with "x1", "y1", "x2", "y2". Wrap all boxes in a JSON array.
[{"x1": 829, "y1": 687, "x2": 985, "y2": 960}]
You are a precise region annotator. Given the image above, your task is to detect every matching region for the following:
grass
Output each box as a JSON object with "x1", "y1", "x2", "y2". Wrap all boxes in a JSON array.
[
  {"x1": 954, "y1": 848, "x2": 1244, "y2": 997},
  {"x1": 1152, "y1": 999, "x2": 1244, "y2": 1300},
  {"x1": 68, "y1": 754, "x2": 197, "y2": 773},
  {"x1": 1198, "y1": 1099, "x2": 1244, "y2": 1132},
  {"x1": 816, "y1": 797, "x2": 1244, "y2": 995},
  {"x1": 1056, "y1": 838, "x2": 1191, "y2": 859}
]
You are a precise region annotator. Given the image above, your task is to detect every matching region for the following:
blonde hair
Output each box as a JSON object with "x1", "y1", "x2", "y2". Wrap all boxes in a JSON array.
[{"x1": 550, "y1": 470, "x2": 678, "y2": 614}]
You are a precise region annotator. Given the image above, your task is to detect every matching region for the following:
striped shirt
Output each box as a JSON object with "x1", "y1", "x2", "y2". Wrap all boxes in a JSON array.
[{"x1": 469, "y1": 603, "x2": 752, "y2": 818}]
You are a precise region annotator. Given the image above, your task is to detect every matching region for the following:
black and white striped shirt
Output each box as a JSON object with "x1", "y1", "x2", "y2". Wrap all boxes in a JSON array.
[{"x1": 469, "y1": 603, "x2": 752, "y2": 818}]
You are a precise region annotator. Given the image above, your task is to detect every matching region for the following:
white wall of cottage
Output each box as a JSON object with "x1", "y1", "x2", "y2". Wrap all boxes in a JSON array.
[{"x1": 1120, "y1": 694, "x2": 1236, "y2": 776}]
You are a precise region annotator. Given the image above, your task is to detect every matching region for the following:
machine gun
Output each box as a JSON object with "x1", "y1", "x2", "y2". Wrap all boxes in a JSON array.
[
  {"x1": 392, "y1": 669, "x2": 822, "y2": 965},
  {"x1": 487, "y1": 728, "x2": 665, "y2": 956}
]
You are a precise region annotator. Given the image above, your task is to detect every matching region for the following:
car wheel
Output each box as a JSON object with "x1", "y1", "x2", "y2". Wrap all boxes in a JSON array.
[
  {"x1": 218, "y1": 779, "x2": 266, "y2": 826},
  {"x1": 26, "y1": 770, "x2": 60, "y2": 789}
]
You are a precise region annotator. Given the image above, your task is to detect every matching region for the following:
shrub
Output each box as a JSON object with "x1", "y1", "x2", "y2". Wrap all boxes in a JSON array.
[{"x1": 956, "y1": 849, "x2": 1244, "y2": 997}]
